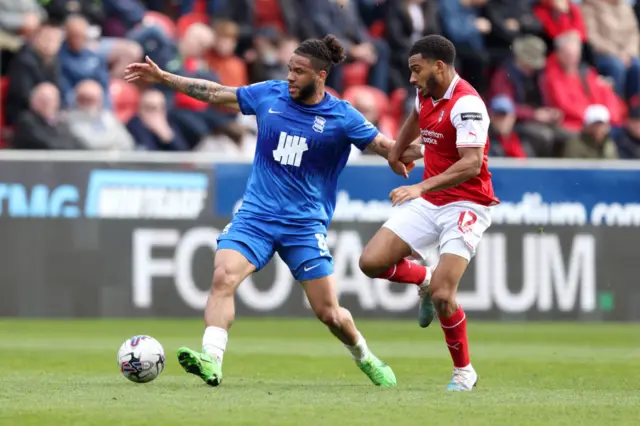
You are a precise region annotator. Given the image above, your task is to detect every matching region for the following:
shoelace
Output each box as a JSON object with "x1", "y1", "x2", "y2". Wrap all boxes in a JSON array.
[
  {"x1": 361, "y1": 359, "x2": 385, "y2": 381},
  {"x1": 450, "y1": 368, "x2": 471, "y2": 388},
  {"x1": 418, "y1": 283, "x2": 430, "y2": 299}
]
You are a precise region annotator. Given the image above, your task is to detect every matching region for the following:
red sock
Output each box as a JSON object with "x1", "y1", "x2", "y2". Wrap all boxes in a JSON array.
[
  {"x1": 375, "y1": 259, "x2": 428, "y2": 285},
  {"x1": 439, "y1": 306, "x2": 470, "y2": 368}
]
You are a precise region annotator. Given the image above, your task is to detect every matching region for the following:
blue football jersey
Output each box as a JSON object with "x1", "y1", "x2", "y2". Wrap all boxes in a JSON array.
[{"x1": 235, "y1": 80, "x2": 379, "y2": 227}]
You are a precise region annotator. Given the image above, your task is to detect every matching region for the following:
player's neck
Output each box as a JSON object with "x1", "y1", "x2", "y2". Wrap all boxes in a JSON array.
[{"x1": 431, "y1": 69, "x2": 457, "y2": 101}]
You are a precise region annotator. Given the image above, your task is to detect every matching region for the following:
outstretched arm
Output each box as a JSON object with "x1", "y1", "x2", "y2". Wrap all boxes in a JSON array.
[
  {"x1": 161, "y1": 72, "x2": 240, "y2": 111},
  {"x1": 124, "y1": 56, "x2": 241, "y2": 110}
]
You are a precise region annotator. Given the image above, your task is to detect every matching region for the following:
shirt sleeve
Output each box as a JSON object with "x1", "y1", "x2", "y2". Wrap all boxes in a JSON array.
[
  {"x1": 449, "y1": 95, "x2": 490, "y2": 148},
  {"x1": 344, "y1": 103, "x2": 380, "y2": 151},
  {"x1": 235, "y1": 80, "x2": 277, "y2": 116}
]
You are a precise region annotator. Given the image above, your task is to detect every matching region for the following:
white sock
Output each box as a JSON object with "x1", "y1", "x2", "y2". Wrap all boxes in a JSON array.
[
  {"x1": 202, "y1": 326, "x2": 228, "y2": 364},
  {"x1": 344, "y1": 332, "x2": 369, "y2": 362}
]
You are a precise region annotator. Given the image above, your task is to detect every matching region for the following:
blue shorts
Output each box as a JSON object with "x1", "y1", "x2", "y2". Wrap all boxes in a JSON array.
[{"x1": 217, "y1": 215, "x2": 333, "y2": 282}]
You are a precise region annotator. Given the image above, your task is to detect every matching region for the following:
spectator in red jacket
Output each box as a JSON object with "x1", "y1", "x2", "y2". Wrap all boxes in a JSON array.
[
  {"x1": 534, "y1": 0, "x2": 587, "y2": 42},
  {"x1": 540, "y1": 30, "x2": 622, "y2": 134},
  {"x1": 488, "y1": 95, "x2": 533, "y2": 158},
  {"x1": 489, "y1": 35, "x2": 569, "y2": 156}
]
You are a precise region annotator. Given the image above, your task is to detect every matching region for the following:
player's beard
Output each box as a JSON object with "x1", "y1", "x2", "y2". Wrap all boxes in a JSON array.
[
  {"x1": 297, "y1": 81, "x2": 318, "y2": 103},
  {"x1": 423, "y1": 75, "x2": 438, "y2": 98}
]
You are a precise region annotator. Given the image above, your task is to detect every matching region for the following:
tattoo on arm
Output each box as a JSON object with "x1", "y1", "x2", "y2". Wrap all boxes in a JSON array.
[
  {"x1": 164, "y1": 73, "x2": 237, "y2": 104},
  {"x1": 366, "y1": 135, "x2": 391, "y2": 159}
]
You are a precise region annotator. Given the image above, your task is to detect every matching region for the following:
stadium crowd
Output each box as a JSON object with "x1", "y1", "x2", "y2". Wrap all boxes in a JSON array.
[{"x1": 1, "y1": 0, "x2": 640, "y2": 159}]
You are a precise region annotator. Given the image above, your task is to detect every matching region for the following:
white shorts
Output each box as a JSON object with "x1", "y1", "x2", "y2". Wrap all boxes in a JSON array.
[{"x1": 383, "y1": 198, "x2": 492, "y2": 262}]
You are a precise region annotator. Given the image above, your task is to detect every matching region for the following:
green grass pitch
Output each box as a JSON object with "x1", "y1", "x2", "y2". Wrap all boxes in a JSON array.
[{"x1": 0, "y1": 318, "x2": 638, "y2": 425}]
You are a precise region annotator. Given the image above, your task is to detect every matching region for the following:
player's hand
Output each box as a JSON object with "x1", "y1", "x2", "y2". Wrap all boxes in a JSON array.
[
  {"x1": 124, "y1": 56, "x2": 164, "y2": 84},
  {"x1": 388, "y1": 159, "x2": 409, "y2": 179},
  {"x1": 389, "y1": 184, "x2": 422, "y2": 207}
]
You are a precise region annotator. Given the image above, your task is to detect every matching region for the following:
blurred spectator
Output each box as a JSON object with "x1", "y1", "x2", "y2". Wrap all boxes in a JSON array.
[
  {"x1": 207, "y1": 20, "x2": 249, "y2": 87},
  {"x1": 358, "y1": 0, "x2": 390, "y2": 27},
  {"x1": 59, "y1": 14, "x2": 111, "y2": 108},
  {"x1": 179, "y1": 0, "x2": 226, "y2": 16},
  {"x1": 351, "y1": 89, "x2": 395, "y2": 140},
  {"x1": 614, "y1": 97, "x2": 640, "y2": 158},
  {"x1": 564, "y1": 104, "x2": 619, "y2": 158},
  {"x1": 489, "y1": 35, "x2": 569, "y2": 157},
  {"x1": 41, "y1": 0, "x2": 104, "y2": 26},
  {"x1": 12, "y1": 82, "x2": 83, "y2": 149},
  {"x1": 303, "y1": 0, "x2": 390, "y2": 93},
  {"x1": 540, "y1": 30, "x2": 622, "y2": 134},
  {"x1": 67, "y1": 79, "x2": 135, "y2": 150},
  {"x1": 488, "y1": 95, "x2": 533, "y2": 158},
  {"x1": 533, "y1": 0, "x2": 587, "y2": 42},
  {"x1": 483, "y1": 0, "x2": 543, "y2": 59},
  {"x1": 582, "y1": 0, "x2": 640, "y2": 99},
  {"x1": 6, "y1": 24, "x2": 63, "y2": 125},
  {"x1": 386, "y1": 0, "x2": 441, "y2": 91},
  {"x1": 165, "y1": 23, "x2": 243, "y2": 148},
  {"x1": 102, "y1": 0, "x2": 145, "y2": 38},
  {"x1": 249, "y1": 31, "x2": 299, "y2": 82},
  {"x1": 127, "y1": 89, "x2": 189, "y2": 151},
  {"x1": 219, "y1": 0, "x2": 308, "y2": 54},
  {"x1": 0, "y1": 0, "x2": 47, "y2": 38},
  {"x1": 437, "y1": 0, "x2": 490, "y2": 94}
]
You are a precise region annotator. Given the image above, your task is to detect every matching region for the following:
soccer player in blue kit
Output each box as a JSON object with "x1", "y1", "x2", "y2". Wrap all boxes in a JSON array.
[{"x1": 124, "y1": 35, "x2": 423, "y2": 388}]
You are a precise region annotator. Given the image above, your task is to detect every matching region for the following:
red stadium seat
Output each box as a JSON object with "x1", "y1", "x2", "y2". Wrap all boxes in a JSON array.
[
  {"x1": 342, "y1": 62, "x2": 369, "y2": 88},
  {"x1": 379, "y1": 114, "x2": 399, "y2": 139},
  {"x1": 177, "y1": 13, "x2": 209, "y2": 38},
  {"x1": 369, "y1": 20, "x2": 385, "y2": 39},
  {"x1": 110, "y1": 79, "x2": 140, "y2": 124},
  {"x1": 143, "y1": 11, "x2": 177, "y2": 38},
  {"x1": 342, "y1": 85, "x2": 390, "y2": 115}
]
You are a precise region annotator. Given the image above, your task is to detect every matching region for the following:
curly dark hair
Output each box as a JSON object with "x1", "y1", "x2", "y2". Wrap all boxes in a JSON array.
[
  {"x1": 409, "y1": 35, "x2": 456, "y2": 65},
  {"x1": 294, "y1": 34, "x2": 347, "y2": 73}
]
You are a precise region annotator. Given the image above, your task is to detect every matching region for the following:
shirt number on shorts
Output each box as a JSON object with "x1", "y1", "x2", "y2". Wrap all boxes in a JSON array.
[
  {"x1": 315, "y1": 233, "x2": 330, "y2": 257},
  {"x1": 457, "y1": 211, "x2": 478, "y2": 234}
]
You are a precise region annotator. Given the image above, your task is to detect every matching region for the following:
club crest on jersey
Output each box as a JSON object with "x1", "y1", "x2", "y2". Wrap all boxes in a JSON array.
[{"x1": 312, "y1": 116, "x2": 326, "y2": 133}]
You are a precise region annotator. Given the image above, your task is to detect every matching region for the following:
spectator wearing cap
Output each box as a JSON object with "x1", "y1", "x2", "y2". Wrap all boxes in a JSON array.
[
  {"x1": 564, "y1": 104, "x2": 619, "y2": 158},
  {"x1": 489, "y1": 35, "x2": 568, "y2": 157},
  {"x1": 581, "y1": 0, "x2": 640, "y2": 99},
  {"x1": 540, "y1": 30, "x2": 623, "y2": 134},
  {"x1": 488, "y1": 95, "x2": 533, "y2": 158},
  {"x1": 614, "y1": 98, "x2": 640, "y2": 158}
]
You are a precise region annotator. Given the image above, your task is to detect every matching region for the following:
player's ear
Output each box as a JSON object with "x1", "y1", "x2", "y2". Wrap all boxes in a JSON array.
[{"x1": 317, "y1": 69, "x2": 328, "y2": 82}]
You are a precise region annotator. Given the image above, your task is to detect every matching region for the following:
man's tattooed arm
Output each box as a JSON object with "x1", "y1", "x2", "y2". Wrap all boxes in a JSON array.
[{"x1": 161, "y1": 71, "x2": 240, "y2": 110}]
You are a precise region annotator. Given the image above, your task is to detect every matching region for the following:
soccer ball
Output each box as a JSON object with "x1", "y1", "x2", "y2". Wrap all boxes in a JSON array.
[{"x1": 117, "y1": 335, "x2": 165, "y2": 383}]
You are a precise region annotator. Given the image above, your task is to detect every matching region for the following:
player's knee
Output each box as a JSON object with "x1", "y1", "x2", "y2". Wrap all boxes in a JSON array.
[
  {"x1": 430, "y1": 285, "x2": 456, "y2": 314},
  {"x1": 358, "y1": 250, "x2": 383, "y2": 278},
  {"x1": 314, "y1": 305, "x2": 342, "y2": 329},
  {"x1": 211, "y1": 265, "x2": 242, "y2": 295}
]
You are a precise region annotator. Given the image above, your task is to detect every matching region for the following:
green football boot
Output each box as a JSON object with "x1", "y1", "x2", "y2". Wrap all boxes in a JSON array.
[
  {"x1": 176, "y1": 347, "x2": 222, "y2": 387},
  {"x1": 357, "y1": 352, "x2": 397, "y2": 387}
]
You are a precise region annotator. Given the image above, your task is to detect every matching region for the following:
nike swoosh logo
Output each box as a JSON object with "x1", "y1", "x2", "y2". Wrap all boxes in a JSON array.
[
  {"x1": 304, "y1": 264, "x2": 320, "y2": 272},
  {"x1": 269, "y1": 108, "x2": 283, "y2": 114},
  {"x1": 199, "y1": 357, "x2": 213, "y2": 363}
]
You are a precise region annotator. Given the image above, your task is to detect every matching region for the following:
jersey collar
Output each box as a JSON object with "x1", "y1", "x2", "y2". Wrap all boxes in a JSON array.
[{"x1": 432, "y1": 74, "x2": 460, "y2": 105}]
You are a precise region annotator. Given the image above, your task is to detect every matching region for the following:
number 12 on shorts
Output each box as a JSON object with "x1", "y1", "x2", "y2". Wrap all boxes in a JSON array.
[
  {"x1": 315, "y1": 233, "x2": 331, "y2": 257},
  {"x1": 457, "y1": 211, "x2": 478, "y2": 234}
]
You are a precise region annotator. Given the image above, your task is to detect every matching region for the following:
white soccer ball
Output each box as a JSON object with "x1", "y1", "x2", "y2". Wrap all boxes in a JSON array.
[{"x1": 117, "y1": 335, "x2": 165, "y2": 383}]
